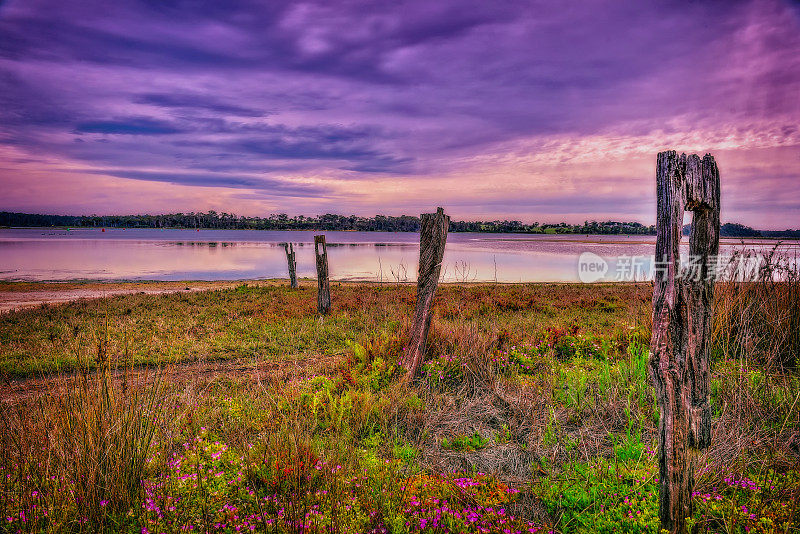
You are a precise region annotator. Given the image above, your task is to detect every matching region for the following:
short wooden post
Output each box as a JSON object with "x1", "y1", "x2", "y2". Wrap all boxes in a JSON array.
[
  {"x1": 314, "y1": 235, "x2": 331, "y2": 315},
  {"x1": 283, "y1": 243, "x2": 298, "y2": 288},
  {"x1": 400, "y1": 207, "x2": 449, "y2": 378},
  {"x1": 650, "y1": 151, "x2": 720, "y2": 534}
]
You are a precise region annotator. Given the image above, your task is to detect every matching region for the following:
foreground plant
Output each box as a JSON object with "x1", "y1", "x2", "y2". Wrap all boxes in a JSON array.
[
  {"x1": 140, "y1": 429, "x2": 548, "y2": 534},
  {"x1": 1, "y1": 365, "x2": 165, "y2": 532}
]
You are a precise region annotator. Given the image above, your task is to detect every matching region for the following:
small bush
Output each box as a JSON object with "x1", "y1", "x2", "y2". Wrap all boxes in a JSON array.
[{"x1": 441, "y1": 431, "x2": 489, "y2": 452}]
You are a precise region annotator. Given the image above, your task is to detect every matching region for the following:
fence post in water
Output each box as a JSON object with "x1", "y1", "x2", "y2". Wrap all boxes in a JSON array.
[
  {"x1": 400, "y1": 207, "x2": 449, "y2": 378},
  {"x1": 284, "y1": 243, "x2": 298, "y2": 288},
  {"x1": 314, "y1": 235, "x2": 331, "y2": 315},
  {"x1": 650, "y1": 151, "x2": 720, "y2": 534}
]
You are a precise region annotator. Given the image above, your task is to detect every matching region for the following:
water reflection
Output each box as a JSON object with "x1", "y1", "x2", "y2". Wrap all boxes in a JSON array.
[{"x1": 0, "y1": 228, "x2": 797, "y2": 282}]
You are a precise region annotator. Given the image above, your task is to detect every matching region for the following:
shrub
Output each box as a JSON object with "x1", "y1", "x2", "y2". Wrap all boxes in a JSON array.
[{"x1": 441, "y1": 432, "x2": 489, "y2": 452}]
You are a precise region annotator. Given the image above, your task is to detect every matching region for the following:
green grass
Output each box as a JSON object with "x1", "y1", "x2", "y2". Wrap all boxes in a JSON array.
[
  {"x1": 0, "y1": 282, "x2": 650, "y2": 377},
  {"x1": 441, "y1": 431, "x2": 489, "y2": 452},
  {"x1": 1, "y1": 281, "x2": 798, "y2": 533}
]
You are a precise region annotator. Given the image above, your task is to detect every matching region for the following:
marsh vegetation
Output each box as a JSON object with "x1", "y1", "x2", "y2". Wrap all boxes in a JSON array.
[{"x1": 1, "y1": 272, "x2": 798, "y2": 532}]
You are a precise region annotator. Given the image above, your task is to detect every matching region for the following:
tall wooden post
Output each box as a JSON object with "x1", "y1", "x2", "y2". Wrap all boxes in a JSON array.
[
  {"x1": 314, "y1": 235, "x2": 331, "y2": 315},
  {"x1": 400, "y1": 207, "x2": 449, "y2": 378},
  {"x1": 283, "y1": 243, "x2": 298, "y2": 288},
  {"x1": 650, "y1": 151, "x2": 720, "y2": 534}
]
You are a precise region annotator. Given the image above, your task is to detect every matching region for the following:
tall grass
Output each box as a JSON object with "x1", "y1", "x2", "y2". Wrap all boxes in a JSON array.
[
  {"x1": 1, "y1": 363, "x2": 165, "y2": 531},
  {"x1": 713, "y1": 247, "x2": 800, "y2": 369},
  {"x1": 1, "y1": 276, "x2": 798, "y2": 532}
]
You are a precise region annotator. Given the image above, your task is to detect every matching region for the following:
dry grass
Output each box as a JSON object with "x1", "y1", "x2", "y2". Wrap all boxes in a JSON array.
[
  {"x1": 0, "y1": 273, "x2": 797, "y2": 532},
  {"x1": 713, "y1": 248, "x2": 800, "y2": 369},
  {"x1": 1, "y1": 366, "x2": 166, "y2": 530}
]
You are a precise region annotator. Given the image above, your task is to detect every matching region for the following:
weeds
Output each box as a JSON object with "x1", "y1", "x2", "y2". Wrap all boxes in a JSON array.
[
  {"x1": 1, "y1": 365, "x2": 166, "y2": 531},
  {"x1": 713, "y1": 247, "x2": 800, "y2": 369},
  {"x1": 0, "y1": 276, "x2": 798, "y2": 532},
  {"x1": 441, "y1": 432, "x2": 489, "y2": 452}
]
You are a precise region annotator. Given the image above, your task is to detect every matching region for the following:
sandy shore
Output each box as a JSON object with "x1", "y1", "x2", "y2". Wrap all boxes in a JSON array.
[{"x1": 0, "y1": 280, "x2": 258, "y2": 313}]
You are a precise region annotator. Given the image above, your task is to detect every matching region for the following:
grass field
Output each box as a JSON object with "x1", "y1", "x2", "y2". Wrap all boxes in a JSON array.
[{"x1": 1, "y1": 280, "x2": 798, "y2": 533}]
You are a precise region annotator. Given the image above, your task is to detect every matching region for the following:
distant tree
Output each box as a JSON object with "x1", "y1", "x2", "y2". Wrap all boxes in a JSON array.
[
  {"x1": 720, "y1": 223, "x2": 762, "y2": 237},
  {"x1": 4, "y1": 211, "x2": 791, "y2": 237}
]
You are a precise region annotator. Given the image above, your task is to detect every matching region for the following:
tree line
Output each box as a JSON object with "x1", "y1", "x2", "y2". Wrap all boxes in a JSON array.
[
  {"x1": 2, "y1": 211, "x2": 797, "y2": 237},
  {"x1": 0, "y1": 211, "x2": 655, "y2": 234}
]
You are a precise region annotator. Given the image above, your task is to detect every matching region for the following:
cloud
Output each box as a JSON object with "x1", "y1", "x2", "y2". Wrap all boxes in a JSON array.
[
  {"x1": 85, "y1": 168, "x2": 329, "y2": 196},
  {"x1": 75, "y1": 117, "x2": 184, "y2": 135},
  {"x1": 133, "y1": 93, "x2": 269, "y2": 117},
  {"x1": 0, "y1": 0, "x2": 798, "y2": 227}
]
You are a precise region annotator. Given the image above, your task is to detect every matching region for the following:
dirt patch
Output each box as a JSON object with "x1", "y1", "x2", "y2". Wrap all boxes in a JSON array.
[{"x1": 1, "y1": 353, "x2": 341, "y2": 404}]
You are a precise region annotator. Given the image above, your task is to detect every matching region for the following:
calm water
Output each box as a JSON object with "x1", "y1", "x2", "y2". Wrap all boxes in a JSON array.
[{"x1": 0, "y1": 228, "x2": 797, "y2": 283}]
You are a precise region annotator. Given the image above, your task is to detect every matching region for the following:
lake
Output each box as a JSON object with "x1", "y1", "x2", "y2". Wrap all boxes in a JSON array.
[{"x1": 0, "y1": 228, "x2": 796, "y2": 283}]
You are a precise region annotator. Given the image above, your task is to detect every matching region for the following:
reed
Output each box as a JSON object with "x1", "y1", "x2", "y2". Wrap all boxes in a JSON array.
[
  {"x1": 1, "y1": 359, "x2": 165, "y2": 531},
  {"x1": 712, "y1": 247, "x2": 800, "y2": 369}
]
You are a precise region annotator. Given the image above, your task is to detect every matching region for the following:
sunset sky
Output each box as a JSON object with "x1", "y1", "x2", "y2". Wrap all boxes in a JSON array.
[{"x1": 1, "y1": 0, "x2": 798, "y2": 228}]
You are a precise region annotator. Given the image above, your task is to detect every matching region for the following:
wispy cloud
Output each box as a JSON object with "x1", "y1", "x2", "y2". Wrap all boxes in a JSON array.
[
  {"x1": 134, "y1": 93, "x2": 270, "y2": 117},
  {"x1": 0, "y1": 0, "x2": 798, "y2": 228},
  {"x1": 75, "y1": 117, "x2": 184, "y2": 135}
]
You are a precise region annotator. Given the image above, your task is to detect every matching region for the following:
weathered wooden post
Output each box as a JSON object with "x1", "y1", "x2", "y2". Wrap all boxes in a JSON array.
[
  {"x1": 283, "y1": 242, "x2": 298, "y2": 288},
  {"x1": 314, "y1": 235, "x2": 331, "y2": 315},
  {"x1": 400, "y1": 207, "x2": 449, "y2": 378},
  {"x1": 650, "y1": 151, "x2": 720, "y2": 534}
]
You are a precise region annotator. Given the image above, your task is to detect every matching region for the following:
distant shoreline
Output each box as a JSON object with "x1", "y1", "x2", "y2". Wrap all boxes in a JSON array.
[
  {"x1": 4, "y1": 210, "x2": 798, "y2": 238},
  {"x1": 2, "y1": 225, "x2": 799, "y2": 240},
  {"x1": 2, "y1": 223, "x2": 654, "y2": 235}
]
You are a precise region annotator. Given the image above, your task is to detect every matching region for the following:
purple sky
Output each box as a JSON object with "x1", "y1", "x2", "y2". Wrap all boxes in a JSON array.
[{"x1": 1, "y1": 0, "x2": 799, "y2": 228}]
